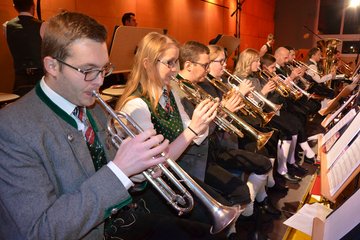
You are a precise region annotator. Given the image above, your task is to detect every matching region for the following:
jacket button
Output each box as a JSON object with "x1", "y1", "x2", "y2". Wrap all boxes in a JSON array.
[
  {"x1": 111, "y1": 208, "x2": 118, "y2": 215},
  {"x1": 67, "y1": 134, "x2": 74, "y2": 142}
]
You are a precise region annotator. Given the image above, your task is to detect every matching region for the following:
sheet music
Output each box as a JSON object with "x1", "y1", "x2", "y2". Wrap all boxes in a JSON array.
[
  {"x1": 322, "y1": 94, "x2": 357, "y2": 128},
  {"x1": 326, "y1": 112, "x2": 360, "y2": 169},
  {"x1": 327, "y1": 134, "x2": 360, "y2": 195},
  {"x1": 283, "y1": 203, "x2": 332, "y2": 236},
  {"x1": 320, "y1": 108, "x2": 357, "y2": 147},
  {"x1": 323, "y1": 189, "x2": 360, "y2": 240}
]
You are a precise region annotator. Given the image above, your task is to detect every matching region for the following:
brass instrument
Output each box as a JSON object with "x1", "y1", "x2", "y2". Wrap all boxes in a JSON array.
[
  {"x1": 277, "y1": 73, "x2": 311, "y2": 99},
  {"x1": 286, "y1": 61, "x2": 314, "y2": 92},
  {"x1": 292, "y1": 59, "x2": 322, "y2": 76},
  {"x1": 223, "y1": 69, "x2": 282, "y2": 115},
  {"x1": 205, "y1": 75, "x2": 275, "y2": 126},
  {"x1": 171, "y1": 77, "x2": 273, "y2": 150},
  {"x1": 257, "y1": 67, "x2": 290, "y2": 98},
  {"x1": 93, "y1": 90, "x2": 242, "y2": 234}
]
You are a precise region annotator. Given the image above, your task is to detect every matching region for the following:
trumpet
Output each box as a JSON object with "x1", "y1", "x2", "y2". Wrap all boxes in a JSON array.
[
  {"x1": 223, "y1": 69, "x2": 282, "y2": 115},
  {"x1": 293, "y1": 59, "x2": 322, "y2": 76},
  {"x1": 93, "y1": 90, "x2": 241, "y2": 234},
  {"x1": 257, "y1": 67, "x2": 290, "y2": 98},
  {"x1": 276, "y1": 73, "x2": 311, "y2": 99},
  {"x1": 171, "y1": 77, "x2": 273, "y2": 150},
  {"x1": 205, "y1": 74, "x2": 276, "y2": 126},
  {"x1": 286, "y1": 62, "x2": 314, "y2": 92}
]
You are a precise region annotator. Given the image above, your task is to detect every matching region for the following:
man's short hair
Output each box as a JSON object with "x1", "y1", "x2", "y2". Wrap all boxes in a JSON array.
[
  {"x1": 284, "y1": 46, "x2": 295, "y2": 52},
  {"x1": 179, "y1": 41, "x2": 209, "y2": 70},
  {"x1": 42, "y1": 11, "x2": 107, "y2": 62},
  {"x1": 13, "y1": 0, "x2": 34, "y2": 12},
  {"x1": 121, "y1": 12, "x2": 135, "y2": 25}
]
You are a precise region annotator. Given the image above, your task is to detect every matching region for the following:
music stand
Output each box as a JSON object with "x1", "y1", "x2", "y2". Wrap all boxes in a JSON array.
[
  {"x1": 318, "y1": 83, "x2": 357, "y2": 116},
  {"x1": 109, "y1": 26, "x2": 163, "y2": 74},
  {"x1": 214, "y1": 35, "x2": 240, "y2": 57}
]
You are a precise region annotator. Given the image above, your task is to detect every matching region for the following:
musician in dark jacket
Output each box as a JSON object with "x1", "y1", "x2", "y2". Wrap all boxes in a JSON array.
[{"x1": 3, "y1": 0, "x2": 45, "y2": 96}]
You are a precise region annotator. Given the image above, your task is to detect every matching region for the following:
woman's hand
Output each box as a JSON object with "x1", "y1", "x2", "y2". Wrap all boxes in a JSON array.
[{"x1": 238, "y1": 79, "x2": 255, "y2": 96}]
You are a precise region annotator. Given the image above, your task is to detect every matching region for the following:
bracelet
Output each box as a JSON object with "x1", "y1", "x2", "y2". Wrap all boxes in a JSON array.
[{"x1": 187, "y1": 126, "x2": 198, "y2": 137}]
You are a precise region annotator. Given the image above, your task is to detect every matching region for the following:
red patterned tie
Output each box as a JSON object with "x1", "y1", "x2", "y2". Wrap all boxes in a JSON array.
[
  {"x1": 163, "y1": 89, "x2": 173, "y2": 113},
  {"x1": 74, "y1": 107, "x2": 95, "y2": 145}
]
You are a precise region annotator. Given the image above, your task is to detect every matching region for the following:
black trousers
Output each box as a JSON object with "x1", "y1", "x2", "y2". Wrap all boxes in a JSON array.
[{"x1": 106, "y1": 211, "x2": 227, "y2": 240}]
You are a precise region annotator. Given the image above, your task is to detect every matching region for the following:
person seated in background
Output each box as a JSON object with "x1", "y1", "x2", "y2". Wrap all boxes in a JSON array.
[
  {"x1": 3, "y1": 0, "x2": 45, "y2": 96},
  {"x1": 121, "y1": 12, "x2": 138, "y2": 26},
  {"x1": 305, "y1": 47, "x2": 336, "y2": 99},
  {"x1": 0, "y1": 12, "x2": 227, "y2": 240}
]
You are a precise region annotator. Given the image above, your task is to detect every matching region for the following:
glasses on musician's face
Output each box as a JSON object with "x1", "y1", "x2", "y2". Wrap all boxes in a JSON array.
[
  {"x1": 157, "y1": 59, "x2": 179, "y2": 69},
  {"x1": 212, "y1": 58, "x2": 226, "y2": 65},
  {"x1": 191, "y1": 61, "x2": 210, "y2": 70},
  {"x1": 55, "y1": 58, "x2": 113, "y2": 81}
]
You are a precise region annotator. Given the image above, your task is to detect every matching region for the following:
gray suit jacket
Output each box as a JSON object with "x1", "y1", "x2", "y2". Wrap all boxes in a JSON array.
[{"x1": 0, "y1": 89, "x2": 131, "y2": 239}]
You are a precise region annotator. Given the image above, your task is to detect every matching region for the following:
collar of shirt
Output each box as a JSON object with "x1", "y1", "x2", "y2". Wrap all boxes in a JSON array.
[
  {"x1": 40, "y1": 78, "x2": 85, "y2": 130},
  {"x1": 309, "y1": 59, "x2": 317, "y2": 65},
  {"x1": 18, "y1": 12, "x2": 34, "y2": 17}
]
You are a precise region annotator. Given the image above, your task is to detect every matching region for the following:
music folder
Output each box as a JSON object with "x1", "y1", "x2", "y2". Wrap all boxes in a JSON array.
[
  {"x1": 213, "y1": 35, "x2": 240, "y2": 57},
  {"x1": 319, "y1": 83, "x2": 357, "y2": 117},
  {"x1": 109, "y1": 26, "x2": 163, "y2": 74},
  {"x1": 312, "y1": 188, "x2": 360, "y2": 240}
]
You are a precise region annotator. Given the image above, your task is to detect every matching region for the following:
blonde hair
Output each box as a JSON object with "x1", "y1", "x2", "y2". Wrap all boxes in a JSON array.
[
  {"x1": 208, "y1": 45, "x2": 225, "y2": 61},
  {"x1": 116, "y1": 32, "x2": 179, "y2": 113},
  {"x1": 233, "y1": 48, "x2": 259, "y2": 78}
]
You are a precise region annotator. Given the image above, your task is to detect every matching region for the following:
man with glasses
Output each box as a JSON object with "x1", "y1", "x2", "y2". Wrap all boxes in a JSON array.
[{"x1": 0, "y1": 12, "x2": 224, "y2": 240}]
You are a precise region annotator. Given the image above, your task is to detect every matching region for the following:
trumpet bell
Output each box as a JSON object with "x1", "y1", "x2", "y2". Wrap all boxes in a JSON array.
[
  {"x1": 256, "y1": 129, "x2": 274, "y2": 150},
  {"x1": 211, "y1": 204, "x2": 242, "y2": 234}
]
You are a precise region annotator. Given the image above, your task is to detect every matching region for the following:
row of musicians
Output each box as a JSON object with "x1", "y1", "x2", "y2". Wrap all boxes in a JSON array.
[{"x1": 0, "y1": 11, "x2": 332, "y2": 240}]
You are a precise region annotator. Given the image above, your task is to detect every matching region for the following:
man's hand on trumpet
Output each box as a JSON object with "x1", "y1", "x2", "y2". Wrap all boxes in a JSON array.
[{"x1": 113, "y1": 129, "x2": 170, "y2": 177}]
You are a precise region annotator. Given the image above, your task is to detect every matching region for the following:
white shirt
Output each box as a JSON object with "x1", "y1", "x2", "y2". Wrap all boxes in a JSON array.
[
  {"x1": 306, "y1": 59, "x2": 333, "y2": 83},
  {"x1": 40, "y1": 78, "x2": 133, "y2": 189},
  {"x1": 121, "y1": 87, "x2": 208, "y2": 151}
]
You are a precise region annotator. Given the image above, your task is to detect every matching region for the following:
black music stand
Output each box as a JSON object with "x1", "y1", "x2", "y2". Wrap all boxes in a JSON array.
[
  {"x1": 109, "y1": 26, "x2": 163, "y2": 74},
  {"x1": 215, "y1": 35, "x2": 240, "y2": 57}
]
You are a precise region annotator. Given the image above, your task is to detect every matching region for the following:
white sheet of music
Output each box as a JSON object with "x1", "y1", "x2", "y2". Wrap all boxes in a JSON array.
[
  {"x1": 321, "y1": 108, "x2": 357, "y2": 145},
  {"x1": 326, "y1": 112, "x2": 360, "y2": 170},
  {"x1": 328, "y1": 134, "x2": 360, "y2": 195},
  {"x1": 323, "y1": 189, "x2": 360, "y2": 240},
  {"x1": 284, "y1": 203, "x2": 332, "y2": 236},
  {"x1": 322, "y1": 94, "x2": 357, "y2": 128}
]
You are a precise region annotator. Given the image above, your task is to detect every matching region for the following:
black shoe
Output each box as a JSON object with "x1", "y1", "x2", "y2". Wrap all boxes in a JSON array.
[
  {"x1": 288, "y1": 163, "x2": 308, "y2": 175},
  {"x1": 280, "y1": 173, "x2": 301, "y2": 183},
  {"x1": 304, "y1": 155, "x2": 316, "y2": 164},
  {"x1": 256, "y1": 197, "x2": 281, "y2": 218},
  {"x1": 247, "y1": 230, "x2": 270, "y2": 240},
  {"x1": 267, "y1": 182, "x2": 289, "y2": 193}
]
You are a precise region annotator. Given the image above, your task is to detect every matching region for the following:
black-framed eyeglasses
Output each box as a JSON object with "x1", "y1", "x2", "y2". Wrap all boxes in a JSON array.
[
  {"x1": 55, "y1": 58, "x2": 113, "y2": 81},
  {"x1": 212, "y1": 59, "x2": 226, "y2": 65},
  {"x1": 157, "y1": 59, "x2": 179, "y2": 69},
  {"x1": 191, "y1": 61, "x2": 210, "y2": 70}
]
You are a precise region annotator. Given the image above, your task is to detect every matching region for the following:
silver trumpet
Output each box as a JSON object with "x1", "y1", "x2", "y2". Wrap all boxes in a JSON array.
[
  {"x1": 92, "y1": 90, "x2": 242, "y2": 234},
  {"x1": 223, "y1": 69, "x2": 282, "y2": 115}
]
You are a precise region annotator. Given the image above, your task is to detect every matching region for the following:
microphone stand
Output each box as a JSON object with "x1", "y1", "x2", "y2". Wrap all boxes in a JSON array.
[{"x1": 231, "y1": 0, "x2": 246, "y2": 65}]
